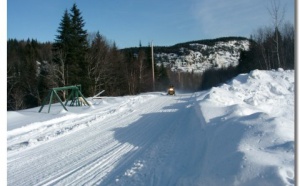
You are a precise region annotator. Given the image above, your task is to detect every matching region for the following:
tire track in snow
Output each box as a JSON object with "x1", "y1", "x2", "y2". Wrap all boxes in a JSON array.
[
  {"x1": 60, "y1": 95, "x2": 179, "y2": 185},
  {"x1": 8, "y1": 94, "x2": 179, "y2": 186},
  {"x1": 8, "y1": 97, "x2": 146, "y2": 185},
  {"x1": 100, "y1": 93, "x2": 205, "y2": 185},
  {"x1": 103, "y1": 93, "x2": 207, "y2": 186},
  {"x1": 7, "y1": 95, "x2": 152, "y2": 152}
]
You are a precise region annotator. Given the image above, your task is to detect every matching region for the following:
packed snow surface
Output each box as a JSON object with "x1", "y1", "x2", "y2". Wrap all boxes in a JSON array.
[{"x1": 7, "y1": 69, "x2": 294, "y2": 185}]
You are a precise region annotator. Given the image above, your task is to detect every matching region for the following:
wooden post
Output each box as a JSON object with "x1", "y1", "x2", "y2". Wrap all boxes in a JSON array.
[
  {"x1": 48, "y1": 91, "x2": 54, "y2": 113},
  {"x1": 151, "y1": 41, "x2": 155, "y2": 91}
]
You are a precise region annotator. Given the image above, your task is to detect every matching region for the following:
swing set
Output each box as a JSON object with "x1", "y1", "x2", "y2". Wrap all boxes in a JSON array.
[{"x1": 39, "y1": 85, "x2": 90, "y2": 113}]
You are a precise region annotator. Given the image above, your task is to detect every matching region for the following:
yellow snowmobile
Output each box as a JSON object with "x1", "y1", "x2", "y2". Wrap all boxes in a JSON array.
[{"x1": 167, "y1": 85, "x2": 175, "y2": 95}]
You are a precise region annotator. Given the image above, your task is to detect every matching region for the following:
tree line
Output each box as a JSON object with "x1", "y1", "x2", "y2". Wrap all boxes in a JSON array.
[
  {"x1": 149, "y1": 19, "x2": 294, "y2": 92},
  {"x1": 165, "y1": 0, "x2": 294, "y2": 91},
  {"x1": 7, "y1": 2, "x2": 294, "y2": 111},
  {"x1": 198, "y1": 20, "x2": 294, "y2": 90},
  {"x1": 7, "y1": 4, "x2": 169, "y2": 111}
]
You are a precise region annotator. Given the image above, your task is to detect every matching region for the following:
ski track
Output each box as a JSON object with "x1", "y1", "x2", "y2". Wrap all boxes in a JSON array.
[{"x1": 7, "y1": 93, "x2": 206, "y2": 186}]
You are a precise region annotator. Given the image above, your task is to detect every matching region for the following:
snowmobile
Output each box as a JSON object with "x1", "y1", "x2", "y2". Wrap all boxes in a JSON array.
[{"x1": 167, "y1": 85, "x2": 175, "y2": 95}]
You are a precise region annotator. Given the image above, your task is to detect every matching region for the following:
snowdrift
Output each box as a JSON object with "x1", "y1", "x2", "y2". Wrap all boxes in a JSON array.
[
  {"x1": 7, "y1": 69, "x2": 294, "y2": 186},
  {"x1": 198, "y1": 68, "x2": 294, "y2": 185}
]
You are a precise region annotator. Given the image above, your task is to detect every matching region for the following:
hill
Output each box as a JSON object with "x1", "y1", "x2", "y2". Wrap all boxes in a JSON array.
[{"x1": 122, "y1": 37, "x2": 250, "y2": 73}]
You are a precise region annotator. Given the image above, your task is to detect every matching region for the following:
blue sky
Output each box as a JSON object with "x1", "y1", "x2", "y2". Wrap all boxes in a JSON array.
[{"x1": 7, "y1": 0, "x2": 294, "y2": 49}]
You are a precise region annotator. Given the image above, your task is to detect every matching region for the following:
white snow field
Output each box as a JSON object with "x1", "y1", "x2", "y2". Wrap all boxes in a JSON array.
[{"x1": 7, "y1": 69, "x2": 294, "y2": 186}]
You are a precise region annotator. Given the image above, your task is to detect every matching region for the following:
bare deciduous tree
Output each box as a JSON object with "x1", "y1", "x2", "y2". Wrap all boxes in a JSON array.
[
  {"x1": 251, "y1": 0, "x2": 293, "y2": 70},
  {"x1": 87, "y1": 32, "x2": 110, "y2": 96},
  {"x1": 52, "y1": 49, "x2": 68, "y2": 100},
  {"x1": 267, "y1": 0, "x2": 286, "y2": 68}
]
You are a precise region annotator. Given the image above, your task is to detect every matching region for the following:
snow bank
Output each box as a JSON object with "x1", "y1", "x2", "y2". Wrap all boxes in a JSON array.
[
  {"x1": 197, "y1": 68, "x2": 294, "y2": 185},
  {"x1": 7, "y1": 69, "x2": 294, "y2": 186}
]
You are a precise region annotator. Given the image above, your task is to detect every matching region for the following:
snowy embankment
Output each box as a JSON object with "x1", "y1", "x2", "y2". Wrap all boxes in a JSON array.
[
  {"x1": 7, "y1": 69, "x2": 294, "y2": 185},
  {"x1": 197, "y1": 68, "x2": 294, "y2": 185}
]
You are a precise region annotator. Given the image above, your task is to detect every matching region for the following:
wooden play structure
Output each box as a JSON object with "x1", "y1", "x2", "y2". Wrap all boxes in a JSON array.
[{"x1": 39, "y1": 85, "x2": 90, "y2": 113}]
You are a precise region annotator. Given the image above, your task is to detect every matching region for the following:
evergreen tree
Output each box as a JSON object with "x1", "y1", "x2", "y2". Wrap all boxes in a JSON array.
[
  {"x1": 69, "y1": 3, "x2": 89, "y2": 92},
  {"x1": 53, "y1": 10, "x2": 72, "y2": 51},
  {"x1": 52, "y1": 3, "x2": 89, "y2": 95},
  {"x1": 237, "y1": 40, "x2": 262, "y2": 73},
  {"x1": 52, "y1": 9, "x2": 72, "y2": 90},
  {"x1": 156, "y1": 65, "x2": 170, "y2": 91}
]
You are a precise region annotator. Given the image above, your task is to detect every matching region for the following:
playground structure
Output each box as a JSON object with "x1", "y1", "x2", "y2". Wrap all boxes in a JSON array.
[{"x1": 39, "y1": 85, "x2": 90, "y2": 113}]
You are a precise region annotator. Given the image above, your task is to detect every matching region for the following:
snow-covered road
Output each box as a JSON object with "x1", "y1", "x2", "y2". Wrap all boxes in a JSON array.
[
  {"x1": 7, "y1": 69, "x2": 295, "y2": 186},
  {"x1": 8, "y1": 93, "x2": 208, "y2": 186}
]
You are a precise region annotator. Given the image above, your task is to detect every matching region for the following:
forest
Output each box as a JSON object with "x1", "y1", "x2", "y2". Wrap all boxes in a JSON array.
[{"x1": 7, "y1": 3, "x2": 294, "y2": 111}]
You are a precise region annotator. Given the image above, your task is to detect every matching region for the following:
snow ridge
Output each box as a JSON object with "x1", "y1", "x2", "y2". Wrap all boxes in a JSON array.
[
  {"x1": 7, "y1": 69, "x2": 294, "y2": 185},
  {"x1": 199, "y1": 68, "x2": 294, "y2": 185}
]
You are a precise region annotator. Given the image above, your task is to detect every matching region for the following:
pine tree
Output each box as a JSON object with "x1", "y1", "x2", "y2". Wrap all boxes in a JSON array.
[
  {"x1": 156, "y1": 64, "x2": 170, "y2": 91},
  {"x1": 52, "y1": 3, "x2": 89, "y2": 95},
  {"x1": 69, "y1": 3, "x2": 89, "y2": 91},
  {"x1": 52, "y1": 9, "x2": 72, "y2": 90},
  {"x1": 53, "y1": 10, "x2": 72, "y2": 53}
]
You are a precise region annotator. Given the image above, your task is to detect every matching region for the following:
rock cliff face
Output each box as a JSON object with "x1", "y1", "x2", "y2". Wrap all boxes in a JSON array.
[{"x1": 155, "y1": 38, "x2": 250, "y2": 73}]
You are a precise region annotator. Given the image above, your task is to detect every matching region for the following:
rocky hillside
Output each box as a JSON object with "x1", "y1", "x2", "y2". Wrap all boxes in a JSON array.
[{"x1": 155, "y1": 37, "x2": 250, "y2": 73}]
